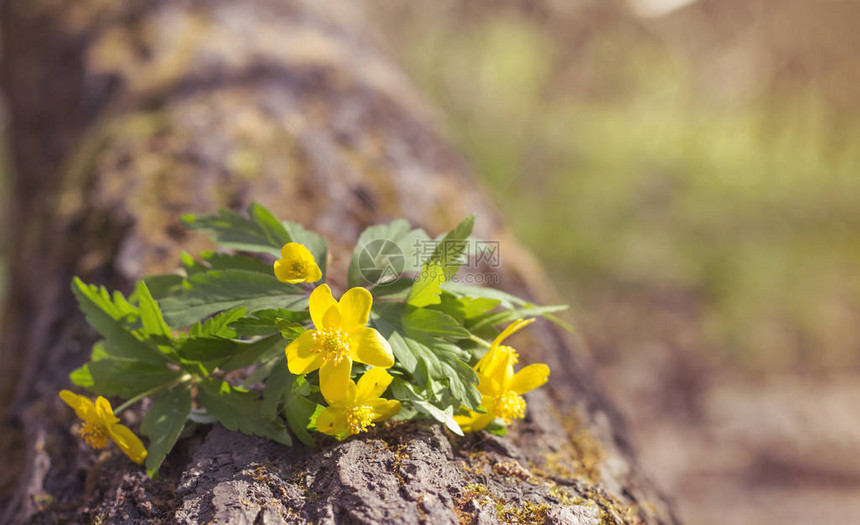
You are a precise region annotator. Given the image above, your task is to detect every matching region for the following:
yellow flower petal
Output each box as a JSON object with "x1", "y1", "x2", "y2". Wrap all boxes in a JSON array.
[
  {"x1": 309, "y1": 284, "x2": 337, "y2": 329},
  {"x1": 286, "y1": 331, "x2": 324, "y2": 374},
  {"x1": 274, "y1": 243, "x2": 322, "y2": 284},
  {"x1": 477, "y1": 373, "x2": 503, "y2": 396},
  {"x1": 95, "y1": 396, "x2": 120, "y2": 425},
  {"x1": 454, "y1": 411, "x2": 495, "y2": 433},
  {"x1": 490, "y1": 318, "x2": 535, "y2": 350},
  {"x1": 319, "y1": 359, "x2": 353, "y2": 404},
  {"x1": 338, "y1": 287, "x2": 372, "y2": 334},
  {"x1": 306, "y1": 262, "x2": 323, "y2": 283},
  {"x1": 355, "y1": 368, "x2": 393, "y2": 403},
  {"x1": 316, "y1": 406, "x2": 348, "y2": 437},
  {"x1": 59, "y1": 390, "x2": 95, "y2": 422},
  {"x1": 321, "y1": 304, "x2": 342, "y2": 331},
  {"x1": 368, "y1": 398, "x2": 401, "y2": 423},
  {"x1": 108, "y1": 423, "x2": 148, "y2": 464},
  {"x1": 508, "y1": 364, "x2": 550, "y2": 395},
  {"x1": 349, "y1": 327, "x2": 394, "y2": 368}
]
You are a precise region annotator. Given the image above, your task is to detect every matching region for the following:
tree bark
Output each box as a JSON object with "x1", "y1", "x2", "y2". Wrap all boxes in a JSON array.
[{"x1": 0, "y1": 1, "x2": 677, "y2": 523}]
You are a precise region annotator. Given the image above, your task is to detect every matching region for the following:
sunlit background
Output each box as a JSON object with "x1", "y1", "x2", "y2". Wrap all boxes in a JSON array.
[
  {"x1": 369, "y1": 0, "x2": 860, "y2": 523},
  {"x1": 2, "y1": 1, "x2": 859, "y2": 523}
]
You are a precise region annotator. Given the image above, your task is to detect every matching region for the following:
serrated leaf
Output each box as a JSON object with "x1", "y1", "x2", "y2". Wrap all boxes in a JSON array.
[
  {"x1": 406, "y1": 261, "x2": 445, "y2": 308},
  {"x1": 432, "y1": 293, "x2": 501, "y2": 322},
  {"x1": 187, "y1": 307, "x2": 246, "y2": 339},
  {"x1": 401, "y1": 306, "x2": 469, "y2": 342},
  {"x1": 136, "y1": 281, "x2": 178, "y2": 360},
  {"x1": 182, "y1": 203, "x2": 289, "y2": 257},
  {"x1": 200, "y1": 251, "x2": 274, "y2": 274},
  {"x1": 441, "y1": 282, "x2": 529, "y2": 308},
  {"x1": 231, "y1": 309, "x2": 310, "y2": 337},
  {"x1": 407, "y1": 215, "x2": 475, "y2": 306},
  {"x1": 82, "y1": 358, "x2": 185, "y2": 398},
  {"x1": 71, "y1": 278, "x2": 168, "y2": 366},
  {"x1": 263, "y1": 357, "x2": 317, "y2": 447},
  {"x1": 219, "y1": 333, "x2": 286, "y2": 371},
  {"x1": 387, "y1": 332, "x2": 480, "y2": 410},
  {"x1": 177, "y1": 333, "x2": 284, "y2": 373},
  {"x1": 143, "y1": 274, "x2": 185, "y2": 300},
  {"x1": 390, "y1": 378, "x2": 463, "y2": 436},
  {"x1": 141, "y1": 383, "x2": 192, "y2": 477},
  {"x1": 197, "y1": 378, "x2": 291, "y2": 445},
  {"x1": 467, "y1": 304, "x2": 569, "y2": 334},
  {"x1": 159, "y1": 270, "x2": 307, "y2": 329},
  {"x1": 347, "y1": 219, "x2": 430, "y2": 287}
]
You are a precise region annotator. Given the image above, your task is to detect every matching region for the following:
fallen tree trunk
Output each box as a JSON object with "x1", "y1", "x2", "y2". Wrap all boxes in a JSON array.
[{"x1": 0, "y1": 1, "x2": 677, "y2": 523}]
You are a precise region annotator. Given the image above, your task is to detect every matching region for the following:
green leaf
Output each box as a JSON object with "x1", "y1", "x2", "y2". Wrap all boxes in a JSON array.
[
  {"x1": 141, "y1": 383, "x2": 192, "y2": 477},
  {"x1": 387, "y1": 332, "x2": 480, "y2": 410},
  {"x1": 158, "y1": 270, "x2": 307, "y2": 328},
  {"x1": 467, "y1": 304, "x2": 569, "y2": 334},
  {"x1": 390, "y1": 378, "x2": 463, "y2": 436},
  {"x1": 200, "y1": 251, "x2": 274, "y2": 274},
  {"x1": 187, "y1": 307, "x2": 247, "y2": 339},
  {"x1": 347, "y1": 219, "x2": 430, "y2": 287},
  {"x1": 197, "y1": 378, "x2": 292, "y2": 445},
  {"x1": 177, "y1": 333, "x2": 284, "y2": 373},
  {"x1": 432, "y1": 293, "x2": 501, "y2": 322},
  {"x1": 401, "y1": 307, "x2": 469, "y2": 342},
  {"x1": 219, "y1": 333, "x2": 287, "y2": 371},
  {"x1": 82, "y1": 358, "x2": 184, "y2": 398},
  {"x1": 406, "y1": 261, "x2": 445, "y2": 308},
  {"x1": 143, "y1": 274, "x2": 185, "y2": 301},
  {"x1": 407, "y1": 215, "x2": 475, "y2": 306},
  {"x1": 441, "y1": 282, "x2": 529, "y2": 308},
  {"x1": 71, "y1": 278, "x2": 168, "y2": 366},
  {"x1": 231, "y1": 308, "x2": 310, "y2": 337},
  {"x1": 263, "y1": 357, "x2": 317, "y2": 447},
  {"x1": 182, "y1": 203, "x2": 289, "y2": 257},
  {"x1": 136, "y1": 281, "x2": 172, "y2": 338}
]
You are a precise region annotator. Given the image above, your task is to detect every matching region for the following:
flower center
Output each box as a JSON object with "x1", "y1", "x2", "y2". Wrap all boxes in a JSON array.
[
  {"x1": 492, "y1": 391, "x2": 526, "y2": 423},
  {"x1": 345, "y1": 405, "x2": 376, "y2": 435},
  {"x1": 79, "y1": 422, "x2": 109, "y2": 449},
  {"x1": 313, "y1": 329, "x2": 349, "y2": 364},
  {"x1": 287, "y1": 260, "x2": 307, "y2": 279}
]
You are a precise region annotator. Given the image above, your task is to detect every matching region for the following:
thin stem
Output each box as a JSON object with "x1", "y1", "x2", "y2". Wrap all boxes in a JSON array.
[
  {"x1": 113, "y1": 374, "x2": 192, "y2": 414},
  {"x1": 468, "y1": 334, "x2": 492, "y2": 349}
]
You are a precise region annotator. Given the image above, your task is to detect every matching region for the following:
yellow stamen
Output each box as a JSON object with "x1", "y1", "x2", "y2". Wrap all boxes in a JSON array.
[
  {"x1": 496, "y1": 345, "x2": 519, "y2": 366},
  {"x1": 287, "y1": 260, "x2": 307, "y2": 279},
  {"x1": 492, "y1": 391, "x2": 526, "y2": 423},
  {"x1": 313, "y1": 329, "x2": 349, "y2": 364},
  {"x1": 345, "y1": 405, "x2": 376, "y2": 435},
  {"x1": 79, "y1": 422, "x2": 109, "y2": 449}
]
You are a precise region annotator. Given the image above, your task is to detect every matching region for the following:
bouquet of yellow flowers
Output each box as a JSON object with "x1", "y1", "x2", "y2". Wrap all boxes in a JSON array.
[{"x1": 61, "y1": 203, "x2": 564, "y2": 476}]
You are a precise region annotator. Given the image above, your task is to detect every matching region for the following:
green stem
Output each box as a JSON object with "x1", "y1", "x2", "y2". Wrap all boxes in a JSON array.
[
  {"x1": 113, "y1": 374, "x2": 192, "y2": 414},
  {"x1": 468, "y1": 334, "x2": 491, "y2": 349}
]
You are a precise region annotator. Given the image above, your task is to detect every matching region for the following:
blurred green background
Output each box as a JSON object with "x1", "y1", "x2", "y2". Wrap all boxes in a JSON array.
[{"x1": 370, "y1": 1, "x2": 860, "y2": 523}]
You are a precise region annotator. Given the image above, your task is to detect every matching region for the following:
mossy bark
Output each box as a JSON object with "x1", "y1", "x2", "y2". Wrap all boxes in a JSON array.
[{"x1": 0, "y1": 1, "x2": 677, "y2": 523}]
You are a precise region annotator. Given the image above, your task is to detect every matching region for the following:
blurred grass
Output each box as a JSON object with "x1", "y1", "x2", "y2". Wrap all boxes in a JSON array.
[{"x1": 377, "y1": 7, "x2": 860, "y2": 374}]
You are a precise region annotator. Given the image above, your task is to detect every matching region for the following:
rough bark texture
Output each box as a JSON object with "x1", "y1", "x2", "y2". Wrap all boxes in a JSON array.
[{"x1": 0, "y1": 1, "x2": 677, "y2": 523}]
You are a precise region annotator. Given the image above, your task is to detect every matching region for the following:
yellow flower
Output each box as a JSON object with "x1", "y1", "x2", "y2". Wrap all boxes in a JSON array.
[
  {"x1": 474, "y1": 317, "x2": 534, "y2": 378},
  {"x1": 455, "y1": 319, "x2": 549, "y2": 432},
  {"x1": 59, "y1": 390, "x2": 147, "y2": 464},
  {"x1": 316, "y1": 368, "x2": 401, "y2": 440},
  {"x1": 285, "y1": 284, "x2": 394, "y2": 401},
  {"x1": 274, "y1": 242, "x2": 322, "y2": 284}
]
